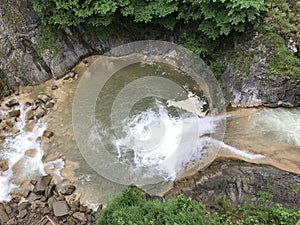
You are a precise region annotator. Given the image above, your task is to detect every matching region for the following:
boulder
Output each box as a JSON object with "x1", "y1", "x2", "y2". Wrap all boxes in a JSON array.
[
  {"x1": 5, "y1": 99, "x2": 19, "y2": 107},
  {"x1": 52, "y1": 200, "x2": 69, "y2": 217},
  {"x1": 37, "y1": 94, "x2": 52, "y2": 103},
  {"x1": 32, "y1": 100, "x2": 41, "y2": 111},
  {"x1": 25, "y1": 149, "x2": 37, "y2": 157},
  {"x1": 5, "y1": 119, "x2": 14, "y2": 127},
  {"x1": 8, "y1": 109, "x2": 20, "y2": 117},
  {"x1": 51, "y1": 85, "x2": 58, "y2": 90},
  {"x1": 73, "y1": 212, "x2": 87, "y2": 222},
  {"x1": 63, "y1": 71, "x2": 77, "y2": 80},
  {"x1": 27, "y1": 192, "x2": 42, "y2": 203},
  {"x1": 19, "y1": 202, "x2": 31, "y2": 211},
  {"x1": 43, "y1": 130, "x2": 54, "y2": 139},
  {"x1": 45, "y1": 100, "x2": 55, "y2": 108},
  {"x1": 0, "y1": 160, "x2": 9, "y2": 172},
  {"x1": 17, "y1": 209, "x2": 28, "y2": 219},
  {"x1": 33, "y1": 175, "x2": 52, "y2": 194},
  {"x1": 61, "y1": 185, "x2": 76, "y2": 195},
  {"x1": 22, "y1": 189, "x2": 31, "y2": 198},
  {"x1": 34, "y1": 107, "x2": 46, "y2": 119},
  {"x1": 25, "y1": 108, "x2": 34, "y2": 121}
]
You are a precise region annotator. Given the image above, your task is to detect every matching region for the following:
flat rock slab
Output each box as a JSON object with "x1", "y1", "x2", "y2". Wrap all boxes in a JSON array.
[{"x1": 52, "y1": 201, "x2": 69, "y2": 217}]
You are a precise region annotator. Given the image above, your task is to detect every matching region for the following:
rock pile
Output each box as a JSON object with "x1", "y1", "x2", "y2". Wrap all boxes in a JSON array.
[
  {"x1": 0, "y1": 98, "x2": 21, "y2": 134},
  {"x1": 0, "y1": 175, "x2": 97, "y2": 225},
  {"x1": 0, "y1": 93, "x2": 55, "y2": 135}
]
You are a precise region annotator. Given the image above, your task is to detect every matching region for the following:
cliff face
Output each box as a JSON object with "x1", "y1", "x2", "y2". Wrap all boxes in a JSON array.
[
  {"x1": 0, "y1": 0, "x2": 299, "y2": 107},
  {"x1": 222, "y1": 64, "x2": 300, "y2": 108},
  {"x1": 0, "y1": 0, "x2": 50, "y2": 89},
  {"x1": 0, "y1": 0, "x2": 116, "y2": 98}
]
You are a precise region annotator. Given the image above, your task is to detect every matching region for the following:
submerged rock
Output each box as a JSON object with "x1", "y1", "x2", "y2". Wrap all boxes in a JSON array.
[{"x1": 0, "y1": 160, "x2": 9, "y2": 172}]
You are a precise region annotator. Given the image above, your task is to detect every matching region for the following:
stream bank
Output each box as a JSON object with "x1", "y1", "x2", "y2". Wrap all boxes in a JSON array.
[{"x1": 164, "y1": 159, "x2": 300, "y2": 210}]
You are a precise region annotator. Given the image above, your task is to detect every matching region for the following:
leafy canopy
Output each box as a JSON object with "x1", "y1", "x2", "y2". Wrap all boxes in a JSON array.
[{"x1": 33, "y1": 0, "x2": 266, "y2": 40}]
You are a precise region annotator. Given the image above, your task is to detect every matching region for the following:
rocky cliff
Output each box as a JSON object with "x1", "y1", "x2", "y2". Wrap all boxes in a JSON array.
[
  {"x1": 222, "y1": 64, "x2": 300, "y2": 108},
  {"x1": 165, "y1": 159, "x2": 300, "y2": 210},
  {"x1": 0, "y1": 0, "x2": 117, "y2": 98}
]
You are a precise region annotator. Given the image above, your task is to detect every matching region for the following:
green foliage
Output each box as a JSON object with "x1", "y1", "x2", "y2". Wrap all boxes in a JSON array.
[
  {"x1": 214, "y1": 197, "x2": 300, "y2": 225},
  {"x1": 177, "y1": 0, "x2": 267, "y2": 40},
  {"x1": 96, "y1": 187, "x2": 300, "y2": 225},
  {"x1": 33, "y1": 0, "x2": 266, "y2": 36},
  {"x1": 96, "y1": 187, "x2": 216, "y2": 225},
  {"x1": 36, "y1": 24, "x2": 62, "y2": 58},
  {"x1": 226, "y1": 0, "x2": 300, "y2": 77},
  {"x1": 258, "y1": 190, "x2": 274, "y2": 203},
  {"x1": 33, "y1": 0, "x2": 267, "y2": 58},
  {"x1": 262, "y1": 31, "x2": 300, "y2": 77}
]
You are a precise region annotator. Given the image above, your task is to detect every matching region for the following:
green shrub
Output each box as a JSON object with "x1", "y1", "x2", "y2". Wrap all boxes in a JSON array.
[
  {"x1": 96, "y1": 187, "x2": 300, "y2": 225},
  {"x1": 96, "y1": 187, "x2": 216, "y2": 225}
]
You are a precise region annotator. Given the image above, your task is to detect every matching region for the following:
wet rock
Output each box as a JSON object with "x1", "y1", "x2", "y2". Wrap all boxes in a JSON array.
[
  {"x1": 8, "y1": 109, "x2": 20, "y2": 117},
  {"x1": 51, "y1": 85, "x2": 58, "y2": 90},
  {"x1": 43, "y1": 130, "x2": 54, "y2": 139},
  {"x1": 5, "y1": 99, "x2": 19, "y2": 107},
  {"x1": 38, "y1": 94, "x2": 52, "y2": 103},
  {"x1": 61, "y1": 185, "x2": 76, "y2": 196},
  {"x1": 32, "y1": 100, "x2": 41, "y2": 111},
  {"x1": 5, "y1": 118, "x2": 14, "y2": 127},
  {"x1": 0, "y1": 160, "x2": 9, "y2": 172},
  {"x1": 73, "y1": 212, "x2": 87, "y2": 222},
  {"x1": 35, "y1": 107, "x2": 46, "y2": 119},
  {"x1": 53, "y1": 200, "x2": 69, "y2": 217},
  {"x1": 45, "y1": 100, "x2": 55, "y2": 108},
  {"x1": 25, "y1": 149, "x2": 37, "y2": 157},
  {"x1": 63, "y1": 71, "x2": 77, "y2": 80},
  {"x1": 33, "y1": 175, "x2": 52, "y2": 194},
  {"x1": 24, "y1": 120, "x2": 36, "y2": 132},
  {"x1": 25, "y1": 108, "x2": 34, "y2": 121}
]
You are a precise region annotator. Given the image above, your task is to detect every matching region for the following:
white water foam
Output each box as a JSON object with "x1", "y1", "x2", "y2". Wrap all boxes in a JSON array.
[
  {"x1": 111, "y1": 95, "x2": 267, "y2": 181},
  {"x1": 251, "y1": 108, "x2": 300, "y2": 147},
  {"x1": 112, "y1": 99, "x2": 225, "y2": 180},
  {"x1": 0, "y1": 100, "x2": 64, "y2": 201}
]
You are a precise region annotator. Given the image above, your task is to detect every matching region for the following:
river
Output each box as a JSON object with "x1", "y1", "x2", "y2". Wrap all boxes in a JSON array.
[{"x1": 0, "y1": 56, "x2": 299, "y2": 209}]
